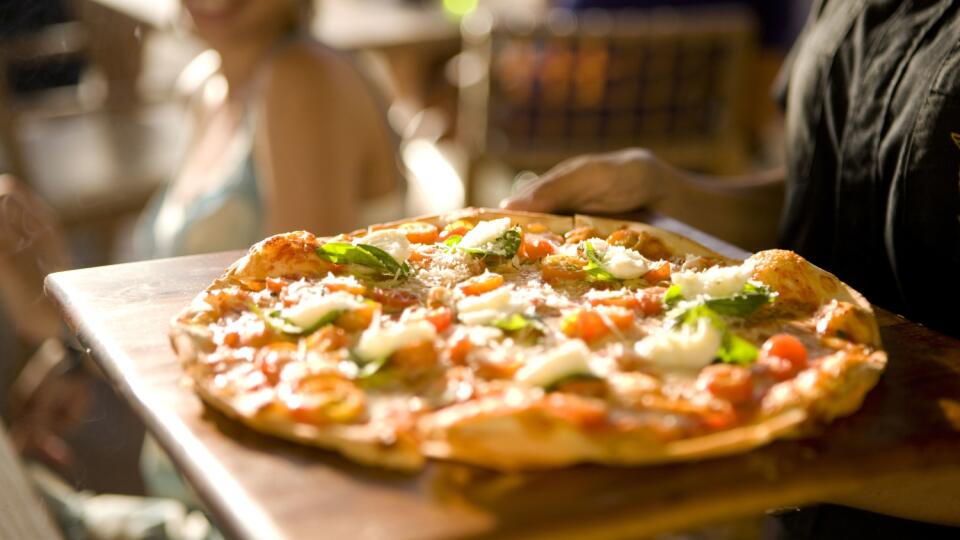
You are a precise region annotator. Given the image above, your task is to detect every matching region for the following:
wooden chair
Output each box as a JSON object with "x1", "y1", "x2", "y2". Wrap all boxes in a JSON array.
[{"x1": 458, "y1": 5, "x2": 757, "y2": 203}]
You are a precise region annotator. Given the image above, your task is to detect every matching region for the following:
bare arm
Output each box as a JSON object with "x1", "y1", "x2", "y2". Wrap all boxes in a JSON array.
[{"x1": 502, "y1": 149, "x2": 786, "y2": 249}]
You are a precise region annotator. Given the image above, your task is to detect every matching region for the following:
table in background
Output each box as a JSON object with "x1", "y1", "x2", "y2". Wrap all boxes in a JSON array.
[{"x1": 45, "y1": 212, "x2": 960, "y2": 539}]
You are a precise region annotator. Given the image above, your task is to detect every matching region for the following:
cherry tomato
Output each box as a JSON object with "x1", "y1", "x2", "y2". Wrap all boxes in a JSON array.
[
  {"x1": 425, "y1": 307, "x2": 453, "y2": 333},
  {"x1": 637, "y1": 287, "x2": 666, "y2": 316},
  {"x1": 445, "y1": 335, "x2": 472, "y2": 365},
  {"x1": 759, "y1": 334, "x2": 809, "y2": 381},
  {"x1": 697, "y1": 364, "x2": 755, "y2": 405},
  {"x1": 642, "y1": 262, "x2": 671, "y2": 284},
  {"x1": 439, "y1": 220, "x2": 473, "y2": 241},
  {"x1": 541, "y1": 254, "x2": 587, "y2": 283},
  {"x1": 562, "y1": 308, "x2": 634, "y2": 343},
  {"x1": 391, "y1": 341, "x2": 438, "y2": 372},
  {"x1": 397, "y1": 222, "x2": 440, "y2": 244},
  {"x1": 255, "y1": 342, "x2": 298, "y2": 384},
  {"x1": 335, "y1": 302, "x2": 379, "y2": 332},
  {"x1": 519, "y1": 232, "x2": 560, "y2": 260},
  {"x1": 457, "y1": 272, "x2": 504, "y2": 296}
]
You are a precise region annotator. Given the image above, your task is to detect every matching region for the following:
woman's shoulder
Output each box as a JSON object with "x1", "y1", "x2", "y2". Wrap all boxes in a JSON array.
[{"x1": 259, "y1": 40, "x2": 375, "y2": 108}]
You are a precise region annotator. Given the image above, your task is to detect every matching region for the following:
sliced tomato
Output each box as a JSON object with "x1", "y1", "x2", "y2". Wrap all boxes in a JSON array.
[
  {"x1": 643, "y1": 261, "x2": 671, "y2": 284},
  {"x1": 562, "y1": 307, "x2": 634, "y2": 343},
  {"x1": 445, "y1": 335, "x2": 472, "y2": 365},
  {"x1": 397, "y1": 222, "x2": 440, "y2": 244},
  {"x1": 519, "y1": 232, "x2": 560, "y2": 260},
  {"x1": 425, "y1": 307, "x2": 454, "y2": 333},
  {"x1": 457, "y1": 272, "x2": 504, "y2": 296},
  {"x1": 637, "y1": 287, "x2": 666, "y2": 316},
  {"x1": 439, "y1": 220, "x2": 474, "y2": 241},
  {"x1": 541, "y1": 254, "x2": 587, "y2": 283},
  {"x1": 390, "y1": 341, "x2": 439, "y2": 372},
  {"x1": 335, "y1": 302, "x2": 379, "y2": 332},
  {"x1": 697, "y1": 364, "x2": 755, "y2": 405}
]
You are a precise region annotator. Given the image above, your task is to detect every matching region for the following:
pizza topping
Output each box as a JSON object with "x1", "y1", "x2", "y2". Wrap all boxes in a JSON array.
[
  {"x1": 514, "y1": 339, "x2": 596, "y2": 388},
  {"x1": 449, "y1": 218, "x2": 523, "y2": 259},
  {"x1": 583, "y1": 239, "x2": 652, "y2": 280},
  {"x1": 606, "y1": 228, "x2": 672, "y2": 260},
  {"x1": 458, "y1": 217, "x2": 511, "y2": 249},
  {"x1": 439, "y1": 219, "x2": 473, "y2": 241},
  {"x1": 561, "y1": 307, "x2": 634, "y2": 343},
  {"x1": 541, "y1": 254, "x2": 587, "y2": 283},
  {"x1": 696, "y1": 364, "x2": 755, "y2": 405},
  {"x1": 457, "y1": 272, "x2": 505, "y2": 296},
  {"x1": 669, "y1": 305, "x2": 760, "y2": 365},
  {"x1": 355, "y1": 229, "x2": 412, "y2": 263},
  {"x1": 279, "y1": 374, "x2": 366, "y2": 425},
  {"x1": 456, "y1": 284, "x2": 523, "y2": 326},
  {"x1": 635, "y1": 317, "x2": 723, "y2": 369},
  {"x1": 317, "y1": 241, "x2": 410, "y2": 280},
  {"x1": 667, "y1": 282, "x2": 776, "y2": 319},
  {"x1": 671, "y1": 263, "x2": 753, "y2": 299},
  {"x1": 281, "y1": 290, "x2": 365, "y2": 331},
  {"x1": 518, "y1": 232, "x2": 560, "y2": 260},
  {"x1": 396, "y1": 222, "x2": 440, "y2": 244},
  {"x1": 353, "y1": 320, "x2": 438, "y2": 363},
  {"x1": 758, "y1": 334, "x2": 808, "y2": 381}
]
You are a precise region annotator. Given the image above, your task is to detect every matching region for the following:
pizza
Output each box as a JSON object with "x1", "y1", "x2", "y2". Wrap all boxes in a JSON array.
[{"x1": 169, "y1": 208, "x2": 886, "y2": 471}]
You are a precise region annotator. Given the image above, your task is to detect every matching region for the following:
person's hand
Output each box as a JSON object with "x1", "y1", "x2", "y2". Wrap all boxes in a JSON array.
[{"x1": 500, "y1": 148, "x2": 679, "y2": 214}]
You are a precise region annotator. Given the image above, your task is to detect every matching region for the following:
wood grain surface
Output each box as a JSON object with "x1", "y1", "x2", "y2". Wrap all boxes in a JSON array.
[{"x1": 44, "y1": 218, "x2": 960, "y2": 540}]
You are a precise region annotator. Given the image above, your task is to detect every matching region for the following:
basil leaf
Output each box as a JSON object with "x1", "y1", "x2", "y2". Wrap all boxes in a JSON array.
[
  {"x1": 357, "y1": 243, "x2": 410, "y2": 279},
  {"x1": 583, "y1": 241, "x2": 618, "y2": 282},
  {"x1": 458, "y1": 228, "x2": 522, "y2": 258},
  {"x1": 663, "y1": 284, "x2": 684, "y2": 306},
  {"x1": 317, "y1": 242, "x2": 408, "y2": 279},
  {"x1": 444, "y1": 235, "x2": 463, "y2": 248},
  {"x1": 356, "y1": 355, "x2": 389, "y2": 379},
  {"x1": 704, "y1": 284, "x2": 775, "y2": 317},
  {"x1": 491, "y1": 313, "x2": 544, "y2": 332},
  {"x1": 717, "y1": 333, "x2": 759, "y2": 365}
]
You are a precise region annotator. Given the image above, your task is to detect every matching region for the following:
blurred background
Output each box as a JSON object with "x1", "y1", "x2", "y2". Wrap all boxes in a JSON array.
[{"x1": 0, "y1": 0, "x2": 811, "y2": 537}]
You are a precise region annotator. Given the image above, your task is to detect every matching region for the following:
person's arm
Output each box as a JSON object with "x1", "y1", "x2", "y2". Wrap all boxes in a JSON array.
[
  {"x1": 254, "y1": 44, "x2": 391, "y2": 237},
  {"x1": 502, "y1": 149, "x2": 786, "y2": 249}
]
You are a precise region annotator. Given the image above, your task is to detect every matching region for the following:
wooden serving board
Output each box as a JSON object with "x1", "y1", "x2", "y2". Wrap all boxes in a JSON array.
[{"x1": 45, "y1": 216, "x2": 960, "y2": 540}]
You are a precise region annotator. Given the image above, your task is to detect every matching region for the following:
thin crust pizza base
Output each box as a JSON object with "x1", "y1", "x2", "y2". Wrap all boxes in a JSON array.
[{"x1": 170, "y1": 209, "x2": 886, "y2": 471}]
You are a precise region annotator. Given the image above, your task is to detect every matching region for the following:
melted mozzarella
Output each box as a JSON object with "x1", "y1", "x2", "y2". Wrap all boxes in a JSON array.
[
  {"x1": 515, "y1": 339, "x2": 594, "y2": 387},
  {"x1": 589, "y1": 239, "x2": 651, "y2": 280},
  {"x1": 459, "y1": 217, "x2": 511, "y2": 249},
  {"x1": 282, "y1": 291, "x2": 364, "y2": 329},
  {"x1": 355, "y1": 229, "x2": 411, "y2": 263},
  {"x1": 634, "y1": 318, "x2": 722, "y2": 369},
  {"x1": 354, "y1": 320, "x2": 436, "y2": 360},
  {"x1": 456, "y1": 285, "x2": 520, "y2": 325},
  {"x1": 671, "y1": 263, "x2": 752, "y2": 299}
]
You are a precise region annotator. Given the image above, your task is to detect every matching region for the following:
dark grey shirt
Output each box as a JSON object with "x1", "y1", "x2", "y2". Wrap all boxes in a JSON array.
[{"x1": 778, "y1": 0, "x2": 960, "y2": 336}]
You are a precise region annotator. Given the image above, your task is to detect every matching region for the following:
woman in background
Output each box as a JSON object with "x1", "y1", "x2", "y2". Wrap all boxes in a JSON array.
[{"x1": 134, "y1": 0, "x2": 401, "y2": 259}]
